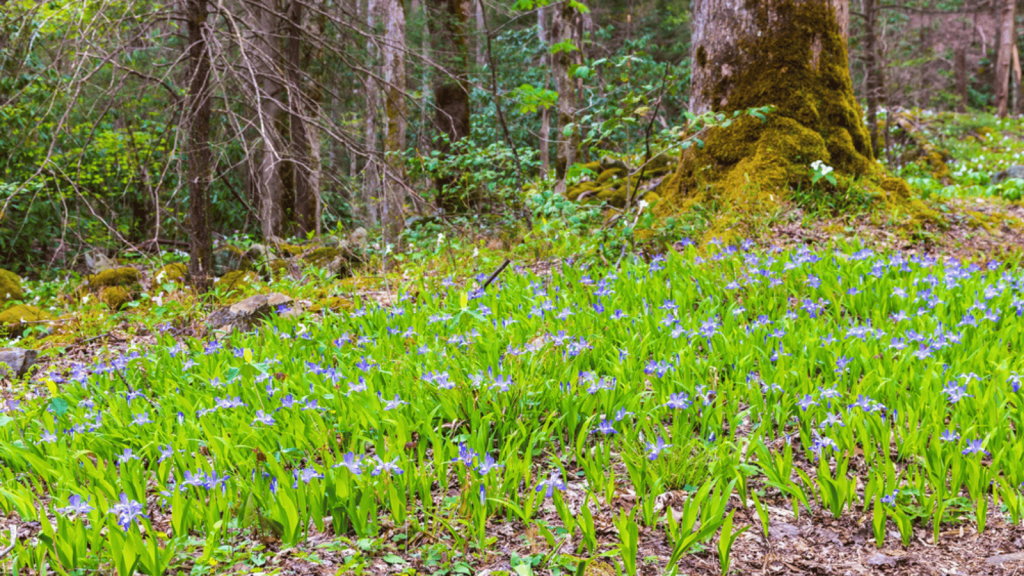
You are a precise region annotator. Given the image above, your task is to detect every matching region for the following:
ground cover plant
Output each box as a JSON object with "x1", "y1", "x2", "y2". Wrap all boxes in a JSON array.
[{"x1": 3, "y1": 236, "x2": 1024, "y2": 574}]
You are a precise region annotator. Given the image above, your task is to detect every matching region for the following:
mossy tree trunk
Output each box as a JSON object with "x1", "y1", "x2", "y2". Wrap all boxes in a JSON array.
[
  {"x1": 662, "y1": 0, "x2": 889, "y2": 217},
  {"x1": 994, "y1": 0, "x2": 1016, "y2": 117}
]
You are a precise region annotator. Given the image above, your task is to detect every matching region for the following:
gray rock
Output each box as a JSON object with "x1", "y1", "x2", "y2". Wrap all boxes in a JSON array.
[
  {"x1": 205, "y1": 293, "x2": 293, "y2": 333},
  {"x1": 84, "y1": 251, "x2": 118, "y2": 273},
  {"x1": 0, "y1": 348, "x2": 38, "y2": 379},
  {"x1": 865, "y1": 553, "x2": 897, "y2": 566},
  {"x1": 212, "y1": 246, "x2": 243, "y2": 276},
  {"x1": 348, "y1": 227, "x2": 368, "y2": 250},
  {"x1": 986, "y1": 552, "x2": 1024, "y2": 565},
  {"x1": 991, "y1": 165, "x2": 1024, "y2": 185}
]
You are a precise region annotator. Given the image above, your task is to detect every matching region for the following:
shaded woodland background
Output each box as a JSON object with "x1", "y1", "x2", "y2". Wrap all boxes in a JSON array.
[{"x1": 0, "y1": 0, "x2": 1021, "y2": 278}]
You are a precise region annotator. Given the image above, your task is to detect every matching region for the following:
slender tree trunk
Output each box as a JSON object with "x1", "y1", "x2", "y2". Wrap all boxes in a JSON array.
[
  {"x1": 538, "y1": 5, "x2": 550, "y2": 178},
  {"x1": 186, "y1": 0, "x2": 213, "y2": 290},
  {"x1": 365, "y1": 0, "x2": 382, "y2": 227},
  {"x1": 955, "y1": 46, "x2": 968, "y2": 113},
  {"x1": 381, "y1": 0, "x2": 407, "y2": 242},
  {"x1": 994, "y1": 0, "x2": 1015, "y2": 117},
  {"x1": 255, "y1": 0, "x2": 285, "y2": 240},
  {"x1": 475, "y1": 0, "x2": 487, "y2": 71},
  {"x1": 551, "y1": 1, "x2": 579, "y2": 187},
  {"x1": 428, "y1": 0, "x2": 471, "y2": 211},
  {"x1": 285, "y1": 0, "x2": 319, "y2": 237},
  {"x1": 863, "y1": 0, "x2": 884, "y2": 155}
]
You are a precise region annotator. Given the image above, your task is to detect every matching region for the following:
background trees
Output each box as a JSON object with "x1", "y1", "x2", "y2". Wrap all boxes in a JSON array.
[{"x1": 0, "y1": 0, "x2": 1021, "y2": 278}]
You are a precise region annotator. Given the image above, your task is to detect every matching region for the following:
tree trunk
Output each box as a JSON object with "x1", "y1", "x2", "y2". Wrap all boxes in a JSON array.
[
  {"x1": 285, "y1": 0, "x2": 320, "y2": 237},
  {"x1": 663, "y1": 0, "x2": 883, "y2": 211},
  {"x1": 538, "y1": 5, "x2": 550, "y2": 178},
  {"x1": 955, "y1": 46, "x2": 968, "y2": 113},
  {"x1": 186, "y1": 0, "x2": 213, "y2": 290},
  {"x1": 381, "y1": 0, "x2": 407, "y2": 242},
  {"x1": 428, "y1": 0, "x2": 471, "y2": 211},
  {"x1": 994, "y1": 0, "x2": 1015, "y2": 117},
  {"x1": 863, "y1": 0, "x2": 884, "y2": 156},
  {"x1": 475, "y1": 0, "x2": 487, "y2": 71},
  {"x1": 365, "y1": 0, "x2": 382, "y2": 227},
  {"x1": 254, "y1": 0, "x2": 285, "y2": 240},
  {"x1": 551, "y1": 1, "x2": 579, "y2": 186}
]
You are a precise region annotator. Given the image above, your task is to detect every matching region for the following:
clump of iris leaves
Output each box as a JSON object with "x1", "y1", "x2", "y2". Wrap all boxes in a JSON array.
[{"x1": 2, "y1": 240, "x2": 1024, "y2": 575}]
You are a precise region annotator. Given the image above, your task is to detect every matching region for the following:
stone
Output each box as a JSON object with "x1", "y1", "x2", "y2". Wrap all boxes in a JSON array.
[
  {"x1": 205, "y1": 293, "x2": 292, "y2": 333},
  {"x1": 0, "y1": 305, "x2": 53, "y2": 336},
  {"x1": 85, "y1": 267, "x2": 140, "y2": 288},
  {"x1": 214, "y1": 271, "x2": 257, "y2": 293},
  {"x1": 0, "y1": 348, "x2": 37, "y2": 379},
  {"x1": 991, "y1": 165, "x2": 1024, "y2": 185},
  {"x1": 986, "y1": 552, "x2": 1024, "y2": 565},
  {"x1": 84, "y1": 250, "x2": 119, "y2": 273},
  {"x1": 0, "y1": 268, "x2": 23, "y2": 306},
  {"x1": 100, "y1": 286, "x2": 132, "y2": 310},
  {"x1": 865, "y1": 553, "x2": 897, "y2": 566},
  {"x1": 212, "y1": 245, "x2": 244, "y2": 276},
  {"x1": 348, "y1": 227, "x2": 368, "y2": 250}
]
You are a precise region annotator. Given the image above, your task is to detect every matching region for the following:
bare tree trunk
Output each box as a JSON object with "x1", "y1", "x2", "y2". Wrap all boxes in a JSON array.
[
  {"x1": 186, "y1": 0, "x2": 213, "y2": 290},
  {"x1": 994, "y1": 0, "x2": 1015, "y2": 117},
  {"x1": 475, "y1": 0, "x2": 487, "y2": 71},
  {"x1": 551, "y1": 1, "x2": 578, "y2": 187},
  {"x1": 381, "y1": 0, "x2": 406, "y2": 243},
  {"x1": 428, "y1": 0, "x2": 471, "y2": 211},
  {"x1": 365, "y1": 0, "x2": 382, "y2": 227},
  {"x1": 538, "y1": 5, "x2": 550, "y2": 178},
  {"x1": 285, "y1": 0, "x2": 319, "y2": 237},
  {"x1": 255, "y1": 0, "x2": 285, "y2": 240},
  {"x1": 955, "y1": 46, "x2": 968, "y2": 113},
  {"x1": 863, "y1": 0, "x2": 884, "y2": 155}
]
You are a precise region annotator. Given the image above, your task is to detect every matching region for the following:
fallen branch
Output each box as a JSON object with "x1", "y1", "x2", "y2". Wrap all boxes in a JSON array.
[
  {"x1": 0, "y1": 526, "x2": 18, "y2": 563},
  {"x1": 482, "y1": 259, "x2": 511, "y2": 290}
]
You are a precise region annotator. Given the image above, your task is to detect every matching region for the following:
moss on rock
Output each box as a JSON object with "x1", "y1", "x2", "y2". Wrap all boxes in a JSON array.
[
  {"x1": 88, "y1": 267, "x2": 141, "y2": 288},
  {"x1": 0, "y1": 268, "x2": 23, "y2": 305},
  {"x1": 100, "y1": 286, "x2": 132, "y2": 310},
  {"x1": 215, "y1": 270, "x2": 257, "y2": 293},
  {"x1": 0, "y1": 304, "x2": 52, "y2": 335},
  {"x1": 308, "y1": 296, "x2": 355, "y2": 313}
]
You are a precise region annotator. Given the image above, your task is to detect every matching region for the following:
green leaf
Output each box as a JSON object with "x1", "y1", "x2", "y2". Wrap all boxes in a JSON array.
[
  {"x1": 48, "y1": 398, "x2": 69, "y2": 417},
  {"x1": 382, "y1": 554, "x2": 406, "y2": 564}
]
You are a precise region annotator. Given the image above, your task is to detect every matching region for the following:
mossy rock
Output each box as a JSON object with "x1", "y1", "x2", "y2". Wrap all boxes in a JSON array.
[
  {"x1": 154, "y1": 263, "x2": 188, "y2": 284},
  {"x1": 0, "y1": 268, "x2": 23, "y2": 305},
  {"x1": 308, "y1": 296, "x2": 355, "y2": 313},
  {"x1": 303, "y1": 247, "x2": 344, "y2": 268},
  {"x1": 278, "y1": 244, "x2": 306, "y2": 257},
  {"x1": 213, "y1": 245, "x2": 245, "y2": 276},
  {"x1": 337, "y1": 276, "x2": 379, "y2": 291},
  {"x1": 214, "y1": 270, "x2": 257, "y2": 293},
  {"x1": 581, "y1": 161, "x2": 602, "y2": 175},
  {"x1": 597, "y1": 168, "x2": 626, "y2": 184},
  {"x1": 100, "y1": 286, "x2": 132, "y2": 311},
  {"x1": 0, "y1": 305, "x2": 53, "y2": 335},
  {"x1": 87, "y1": 267, "x2": 140, "y2": 288}
]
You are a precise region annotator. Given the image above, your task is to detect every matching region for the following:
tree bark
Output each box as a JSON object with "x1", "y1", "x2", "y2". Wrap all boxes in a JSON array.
[
  {"x1": 551, "y1": 1, "x2": 579, "y2": 186},
  {"x1": 364, "y1": 0, "x2": 382, "y2": 227},
  {"x1": 428, "y1": 0, "x2": 471, "y2": 211},
  {"x1": 381, "y1": 0, "x2": 407, "y2": 242},
  {"x1": 994, "y1": 0, "x2": 1015, "y2": 117},
  {"x1": 863, "y1": 0, "x2": 884, "y2": 156},
  {"x1": 284, "y1": 0, "x2": 320, "y2": 237},
  {"x1": 955, "y1": 46, "x2": 968, "y2": 113},
  {"x1": 254, "y1": 0, "x2": 285, "y2": 240},
  {"x1": 664, "y1": 0, "x2": 878, "y2": 210},
  {"x1": 186, "y1": 0, "x2": 213, "y2": 290},
  {"x1": 538, "y1": 5, "x2": 551, "y2": 178}
]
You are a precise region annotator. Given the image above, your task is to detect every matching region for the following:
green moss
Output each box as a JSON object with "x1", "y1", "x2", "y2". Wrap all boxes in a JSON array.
[
  {"x1": 0, "y1": 304, "x2": 52, "y2": 334},
  {"x1": 308, "y1": 296, "x2": 355, "y2": 313},
  {"x1": 278, "y1": 244, "x2": 306, "y2": 257},
  {"x1": 303, "y1": 247, "x2": 343, "y2": 268},
  {"x1": 597, "y1": 168, "x2": 626, "y2": 184},
  {"x1": 100, "y1": 286, "x2": 131, "y2": 310},
  {"x1": 88, "y1": 267, "x2": 141, "y2": 288},
  {"x1": 154, "y1": 263, "x2": 188, "y2": 284},
  {"x1": 214, "y1": 270, "x2": 257, "y2": 293},
  {"x1": 0, "y1": 268, "x2": 23, "y2": 305}
]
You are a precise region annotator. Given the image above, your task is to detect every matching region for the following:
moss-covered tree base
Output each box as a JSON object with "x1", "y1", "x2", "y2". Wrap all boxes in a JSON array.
[{"x1": 656, "y1": 0, "x2": 935, "y2": 243}]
